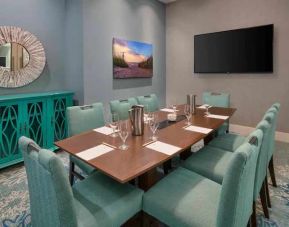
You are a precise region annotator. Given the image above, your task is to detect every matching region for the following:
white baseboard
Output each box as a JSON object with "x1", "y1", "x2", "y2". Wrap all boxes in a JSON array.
[{"x1": 230, "y1": 124, "x2": 289, "y2": 143}]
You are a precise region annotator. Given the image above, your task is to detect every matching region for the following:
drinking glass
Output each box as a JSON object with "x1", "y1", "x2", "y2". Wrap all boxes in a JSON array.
[
  {"x1": 167, "y1": 98, "x2": 177, "y2": 112},
  {"x1": 144, "y1": 104, "x2": 150, "y2": 124},
  {"x1": 108, "y1": 113, "x2": 119, "y2": 137},
  {"x1": 169, "y1": 98, "x2": 177, "y2": 112},
  {"x1": 184, "y1": 104, "x2": 192, "y2": 125},
  {"x1": 205, "y1": 105, "x2": 211, "y2": 116},
  {"x1": 118, "y1": 120, "x2": 129, "y2": 150},
  {"x1": 149, "y1": 113, "x2": 160, "y2": 141}
]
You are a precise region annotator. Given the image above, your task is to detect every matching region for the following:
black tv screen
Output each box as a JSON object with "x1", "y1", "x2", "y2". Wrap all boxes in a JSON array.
[{"x1": 194, "y1": 24, "x2": 273, "y2": 73}]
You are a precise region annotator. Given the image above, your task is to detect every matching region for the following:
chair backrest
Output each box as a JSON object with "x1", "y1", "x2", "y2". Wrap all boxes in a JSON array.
[
  {"x1": 67, "y1": 102, "x2": 105, "y2": 136},
  {"x1": 252, "y1": 119, "x2": 271, "y2": 201},
  {"x1": 136, "y1": 94, "x2": 159, "y2": 112},
  {"x1": 272, "y1": 102, "x2": 281, "y2": 111},
  {"x1": 263, "y1": 104, "x2": 280, "y2": 160},
  {"x1": 19, "y1": 136, "x2": 77, "y2": 227},
  {"x1": 109, "y1": 97, "x2": 138, "y2": 120},
  {"x1": 202, "y1": 92, "x2": 230, "y2": 108},
  {"x1": 217, "y1": 129, "x2": 263, "y2": 227}
]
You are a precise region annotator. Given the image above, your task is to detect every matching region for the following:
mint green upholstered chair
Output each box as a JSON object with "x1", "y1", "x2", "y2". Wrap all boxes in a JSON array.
[
  {"x1": 207, "y1": 103, "x2": 280, "y2": 213},
  {"x1": 182, "y1": 120, "x2": 271, "y2": 224},
  {"x1": 67, "y1": 103, "x2": 105, "y2": 184},
  {"x1": 208, "y1": 103, "x2": 280, "y2": 189},
  {"x1": 208, "y1": 132, "x2": 246, "y2": 151},
  {"x1": 208, "y1": 103, "x2": 280, "y2": 153},
  {"x1": 182, "y1": 127, "x2": 264, "y2": 184},
  {"x1": 109, "y1": 97, "x2": 138, "y2": 120},
  {"x1": 203, "y1": 92, "x2": 230, "y2": 135},
  {"x1": 143, "y1": 130, "x2": 262, "y2": 227},
  {"x1": 136, "y1": 94, "x2": 159, "y2": 112},
  {"x1": 19, "y1": 136, "x2": 143, "y2": 227}
]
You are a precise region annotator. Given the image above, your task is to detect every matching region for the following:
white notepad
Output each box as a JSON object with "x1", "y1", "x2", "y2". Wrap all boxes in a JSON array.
[
  {"x1": 206, "y1": 114, "x2": 229, "y2": 120},
  {"x1": 197, "y1": 104, "x2": 212, "y2": 109},
  {"x1": 93, "y1": 126, "x2": 115, "y2": 135},
  {"x1": 146, "y1": 141, "x2": 181, "y2": 155},
  {"x1": 160, "y1": 108, "x2": 179, "y2": 113},
  {"x1": 76, "y1": 144, "x2": 114, "y2": 161},
  {"x1": 184, "y1": 125, "x2": 213, "y2": 134}
]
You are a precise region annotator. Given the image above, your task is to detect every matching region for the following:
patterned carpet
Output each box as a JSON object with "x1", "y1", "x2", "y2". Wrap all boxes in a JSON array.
[{"x1": 0, "y1": 142, "x2": 288, "y2": 227}]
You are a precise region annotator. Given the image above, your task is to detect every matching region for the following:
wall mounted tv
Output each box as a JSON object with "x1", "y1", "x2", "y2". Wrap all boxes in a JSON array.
[{"x1": 194, "y1": 24, "x2": 273, "y2": 73}]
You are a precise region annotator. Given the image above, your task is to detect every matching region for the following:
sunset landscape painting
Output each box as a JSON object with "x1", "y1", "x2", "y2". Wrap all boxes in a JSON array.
[{"x1": 113, "y1": 38, "x2": 153, "y2": 78}]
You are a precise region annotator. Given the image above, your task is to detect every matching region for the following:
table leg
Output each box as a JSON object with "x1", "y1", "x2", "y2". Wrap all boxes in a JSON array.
[
  {"x1": 163, "y1": 160, "x2": 172, "y2": 174},
  {"x1": 204, "y1": 133, "x2": 214, "y2": 145},
  {"x1": 180, "y1": 148, "x2": 192, "y2": 160},
  {"x1": 138, "y1": 168, "x2": 160, "y2": 191}
]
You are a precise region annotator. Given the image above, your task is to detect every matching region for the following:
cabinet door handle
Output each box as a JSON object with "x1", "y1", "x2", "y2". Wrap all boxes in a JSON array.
[{"x1": 51, "y1": 118, "x2": 54, "y2": 125}]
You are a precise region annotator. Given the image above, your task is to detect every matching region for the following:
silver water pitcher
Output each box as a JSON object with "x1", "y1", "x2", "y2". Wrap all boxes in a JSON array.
[
  {"x1": 128, "y1": 105, "x2": 144, "y2": 136},
  {"x1": 187, "y1": 94, "x2": 196, "y2": 114}
]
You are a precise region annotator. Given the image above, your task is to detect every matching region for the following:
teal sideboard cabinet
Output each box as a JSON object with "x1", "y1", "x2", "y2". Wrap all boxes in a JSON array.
[{"x1": 0, "y1": 91, "x2": 74, "y2": 169}]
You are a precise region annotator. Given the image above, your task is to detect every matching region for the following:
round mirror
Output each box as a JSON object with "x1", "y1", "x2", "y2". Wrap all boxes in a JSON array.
[
  {"x1": 0, "y1": 26, "x2": 45, "y2": 88},
  {"x1": 0, "y1": 42, "x2": 30, "y2": 72}
]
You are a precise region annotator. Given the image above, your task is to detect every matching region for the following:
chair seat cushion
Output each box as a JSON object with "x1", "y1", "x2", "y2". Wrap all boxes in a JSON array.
[
  {"x1": 73, "y1": 172, "x2": 143, "y2": 227},
  {"x1": 70, "y1": 155, "x2": 96, "y2": 175},
  {"x1": 143, "y1": 167, "x2": 221, "y2": 227},
  {"x1": 209, "y1": 133, "x2": 245, "y2": 151},
  {"x1": 182, "y1": 146, "x2": 234, "y2": 184}
]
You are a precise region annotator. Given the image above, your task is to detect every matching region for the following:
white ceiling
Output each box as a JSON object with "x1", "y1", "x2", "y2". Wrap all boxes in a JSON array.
[{"x1": 158, "y1": 0, "x2": 177, "y2": 4}]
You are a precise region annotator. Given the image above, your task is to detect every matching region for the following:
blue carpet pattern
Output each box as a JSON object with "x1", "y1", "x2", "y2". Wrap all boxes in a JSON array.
[{"x1": 0, "y1": 142, "x2": 288, "y2": 227}]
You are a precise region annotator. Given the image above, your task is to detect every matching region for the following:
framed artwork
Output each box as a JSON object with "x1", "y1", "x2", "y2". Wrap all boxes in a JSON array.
[{"x1": 113, "y1": 38, "x2": 153, "y2": 78}]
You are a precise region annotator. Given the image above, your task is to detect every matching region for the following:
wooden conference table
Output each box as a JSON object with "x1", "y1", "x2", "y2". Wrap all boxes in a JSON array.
[{"x1": 55, "y1": 105, "x2": 236, "y2": 191}]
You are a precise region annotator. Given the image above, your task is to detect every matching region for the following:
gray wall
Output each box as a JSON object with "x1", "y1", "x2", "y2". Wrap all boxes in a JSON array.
[
  {"x1": 0, "y1": 0, "x2": 67, "y2": 95},
  {"x1": 166, "y1": 0, "x2": 289, "y2": 132},
  {"x1": 64, "y1": 0, "x2": 84, "y2": 103},
  {"x1": 81, "y1": 0, "x2": 166, "y2": 110},
  {"x1": 0, "y1": 0, "x2": 165, "y2": 106}
]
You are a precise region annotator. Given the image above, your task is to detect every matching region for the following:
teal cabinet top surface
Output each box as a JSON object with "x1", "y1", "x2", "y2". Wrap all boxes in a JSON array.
[{"x1": 0, "y1": 91, "x2": 74, "y2": 102}]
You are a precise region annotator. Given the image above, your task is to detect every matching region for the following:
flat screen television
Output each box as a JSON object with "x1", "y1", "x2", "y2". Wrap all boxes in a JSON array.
[
  {"x1": 0, "y1": 57, "x2": 6, "y2": 67},
  {"x1": 194, "y1": 24, "x2": 273, "y2": 73}
]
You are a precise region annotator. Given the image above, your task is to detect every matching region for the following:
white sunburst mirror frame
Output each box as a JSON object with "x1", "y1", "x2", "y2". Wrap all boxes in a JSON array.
[{"x1": 0, "y1": 26, "x2": 46, "y2": 88}]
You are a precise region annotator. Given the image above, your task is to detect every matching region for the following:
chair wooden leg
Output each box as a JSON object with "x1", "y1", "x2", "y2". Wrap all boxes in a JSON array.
[
  {"x1": 122, "y1": 211, "x2": 143, "y2": 227},
  {"x1": 69, "y1": 161, "x2": 75, "y2": 186},
  {"x1": 268, "y1": 156, "x2": 277, "y2": 187},
  {"x1": 247, "y1": 218, "x2": 251, "y2": 227},
  {"x1": 260, "y1": 181, "x2": 270, "y2": 219},
  {"x1": 251, "y1": 201, "x2": 257, "y2": 227},
  {"x1": 265, "y1": 175, "x2": 272, "y2": 208},
  {"x1": 142, "y1": 212, "x2": 164, "y2": 227}
]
